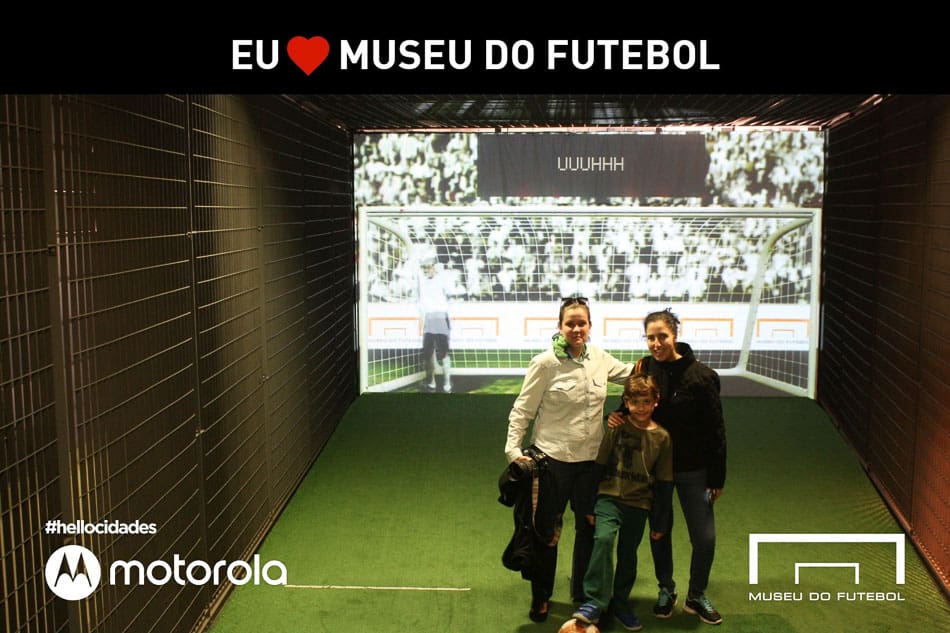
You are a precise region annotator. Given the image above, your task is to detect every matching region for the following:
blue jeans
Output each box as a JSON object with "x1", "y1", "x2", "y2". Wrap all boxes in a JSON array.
[{"x1": 649, "y1": 469, "x2": 716, "y2": 598}]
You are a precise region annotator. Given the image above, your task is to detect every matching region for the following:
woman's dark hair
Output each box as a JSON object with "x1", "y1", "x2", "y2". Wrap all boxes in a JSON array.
[{"x1": 643, "y1": 308, "x2": 680, "y2": 336}]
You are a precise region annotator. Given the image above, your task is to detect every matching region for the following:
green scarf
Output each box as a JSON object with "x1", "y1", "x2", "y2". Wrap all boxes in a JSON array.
[{"x1": 552, "y1": 333, "x2": 586, "y2": 360}]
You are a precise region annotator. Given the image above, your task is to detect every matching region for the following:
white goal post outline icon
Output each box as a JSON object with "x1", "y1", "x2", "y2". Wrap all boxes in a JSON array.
[{"x1": 748, "y1": 534, "x2": 905, "y2": 585}]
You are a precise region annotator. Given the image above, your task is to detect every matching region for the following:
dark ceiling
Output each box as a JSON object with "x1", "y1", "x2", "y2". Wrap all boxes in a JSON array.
[{"x1": 288, "y1": 94, "x2": 886, "y2": 131}]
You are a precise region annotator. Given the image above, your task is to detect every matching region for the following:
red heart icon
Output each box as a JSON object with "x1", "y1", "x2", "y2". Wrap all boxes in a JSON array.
[{"x1": 287, "y1": 36, "x2": 330, "y2": 75}]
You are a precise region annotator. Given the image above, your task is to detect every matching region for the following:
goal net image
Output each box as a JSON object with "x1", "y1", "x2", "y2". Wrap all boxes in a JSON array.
[
  {"x1": 360, "y1": 207, "x2": 818, "y2": 396},
  {"x1": 354, "y1": 129, "x2": 824, "y2": 396}
]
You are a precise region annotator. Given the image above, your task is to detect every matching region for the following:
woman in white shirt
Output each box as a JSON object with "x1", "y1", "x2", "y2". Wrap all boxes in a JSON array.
[{"x1": 505, "y1": 297, "x2": 633, "y2": 622}]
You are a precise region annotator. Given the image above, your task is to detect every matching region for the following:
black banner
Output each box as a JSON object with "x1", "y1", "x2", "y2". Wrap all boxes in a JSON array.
[
  {"x1": 477, "y1": 134, "x2": 710, "y2": 199},
  {"x1": 0, "y1": 18, "x2": 943, "y2": 93}
]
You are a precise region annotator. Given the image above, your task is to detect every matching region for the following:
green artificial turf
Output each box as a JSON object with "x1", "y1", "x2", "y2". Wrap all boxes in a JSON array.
[{"x1": 208, "y1": 395, "x2": 949, "y2": 633}]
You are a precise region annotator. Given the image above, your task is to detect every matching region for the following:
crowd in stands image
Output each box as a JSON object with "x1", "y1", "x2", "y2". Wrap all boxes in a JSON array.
[
  {"x1": 356, "y1": 130, "x2": 821, "y2": 306},
  {"x1": 366, "y1": 215, "x2": 812, "y2": 305},
  {"x1": 354, "y1": 130, "x2": 824, "y2": 208}
]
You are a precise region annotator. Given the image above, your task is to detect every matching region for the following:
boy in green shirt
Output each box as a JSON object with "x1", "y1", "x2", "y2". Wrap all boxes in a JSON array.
[{"x1": 572, "y1": 373, "x2": 674, "y2": 631}]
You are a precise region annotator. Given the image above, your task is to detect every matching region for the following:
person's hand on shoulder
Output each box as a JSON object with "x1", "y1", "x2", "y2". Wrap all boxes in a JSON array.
[{"x1": 607, "y1": 410, "x2": 625, "y2": 428}]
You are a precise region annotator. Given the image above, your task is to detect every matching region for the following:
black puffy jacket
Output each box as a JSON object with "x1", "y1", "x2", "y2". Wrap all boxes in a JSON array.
[
  {"x1": 626, "y1": 342, "x2": 727, "y2": 489},
  {"x1": 497, "y1": 460, "x2": 545, "y2": 580}
]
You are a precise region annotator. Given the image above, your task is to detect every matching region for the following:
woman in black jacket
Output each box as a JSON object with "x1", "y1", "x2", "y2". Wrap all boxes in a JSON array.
[{"x1": 609, "y1": 308, "x2": 726, "y2": 625}]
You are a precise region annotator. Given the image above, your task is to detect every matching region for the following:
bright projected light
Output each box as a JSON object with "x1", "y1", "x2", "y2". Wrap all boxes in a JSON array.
[{"x1": 355, "y1": 130, "x2": 824, "y2": 396}]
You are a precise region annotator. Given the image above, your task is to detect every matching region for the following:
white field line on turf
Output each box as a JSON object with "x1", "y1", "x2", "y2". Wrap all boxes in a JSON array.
[{"x1": 285, "y1": 584, "x2": 470, "y2": 592}]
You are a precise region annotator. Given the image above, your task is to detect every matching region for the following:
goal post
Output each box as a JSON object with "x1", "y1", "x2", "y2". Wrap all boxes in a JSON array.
[{"x1": 359, "y1": 206, "x2": 819, "y2": 396}]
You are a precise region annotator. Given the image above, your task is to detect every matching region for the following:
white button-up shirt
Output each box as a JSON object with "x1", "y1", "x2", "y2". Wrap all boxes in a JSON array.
[{"x1": 505, "y1": 345, "x2": 633, "y2": 464}]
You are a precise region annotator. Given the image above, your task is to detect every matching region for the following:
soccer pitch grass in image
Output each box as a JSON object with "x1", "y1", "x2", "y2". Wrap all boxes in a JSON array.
[
  {"x1": 370, "y1": 348, "x2": 649, "y2": 391},
  {"x1": 208, "y1": 394, "x2": 949, "y2": 633}
]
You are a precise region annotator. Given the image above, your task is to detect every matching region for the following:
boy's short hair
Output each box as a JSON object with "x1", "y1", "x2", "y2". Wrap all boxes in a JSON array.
[{"x1": 623, "y1": 372, "x2": 659, "y2": 401}]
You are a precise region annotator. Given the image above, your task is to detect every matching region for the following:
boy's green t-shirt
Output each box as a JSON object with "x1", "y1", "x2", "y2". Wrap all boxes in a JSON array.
[{"x1": 595, "y1": 423, "x2": 673, "y2": 511}]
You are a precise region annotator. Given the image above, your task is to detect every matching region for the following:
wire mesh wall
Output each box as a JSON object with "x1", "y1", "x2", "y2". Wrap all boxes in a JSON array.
[
  {"x1": 190, "y1": 96, "x2": 269, "y2": 583},
  {"x1": 822, "y1": 95, "x2": 950, "y2": 595},
  {"x1": 250, "y1": 95, "x2": 355, "y2": 510},
  {"x1": 0, "y1": 94, "x2": 356, "y2": 633},
  {"x1": 1, "y1": 94, "x2": 70, "y2": 633}
]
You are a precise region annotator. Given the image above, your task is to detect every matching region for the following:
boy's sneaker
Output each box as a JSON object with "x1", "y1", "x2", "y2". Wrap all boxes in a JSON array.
[
  {"x1": 572, "y1": 602, "x2": 602, "y2": 624},
  {"x1": 653, "y1": 586, "x2": 677, "y2": 618},
  {"x1": 614, "y1": 611, "x2": 644, "y2": 631},
  {"x1": 684, "y1": 594, "x2": 722, "y2": 625}
]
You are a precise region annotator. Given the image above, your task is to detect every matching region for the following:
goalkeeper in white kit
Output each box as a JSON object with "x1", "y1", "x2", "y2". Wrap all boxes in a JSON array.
[{"x1": 418, "y1": 256, "x2": 455, "y2": 393}]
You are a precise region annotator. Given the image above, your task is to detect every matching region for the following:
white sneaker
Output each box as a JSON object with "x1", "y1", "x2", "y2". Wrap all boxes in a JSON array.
[{"x1": 443, "y1": 383, "x2": 452, "y2": 393}]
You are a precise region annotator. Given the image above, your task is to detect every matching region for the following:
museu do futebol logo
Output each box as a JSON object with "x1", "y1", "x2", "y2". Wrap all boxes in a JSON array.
[
  {"x1": 46, "y1": 545, "x2": 102, "y2": 600},
  {"x1": 748, "y1": 533, "x2": 907, "y2": 604}
]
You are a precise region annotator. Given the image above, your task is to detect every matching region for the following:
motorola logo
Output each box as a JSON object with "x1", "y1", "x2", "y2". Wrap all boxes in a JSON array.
[
  {"x1": 45, "y1": 545, "x2": 102, "y2": 600},
  {"x1": 44, "y1": 543, "x2": 285, "y2": 601}
]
